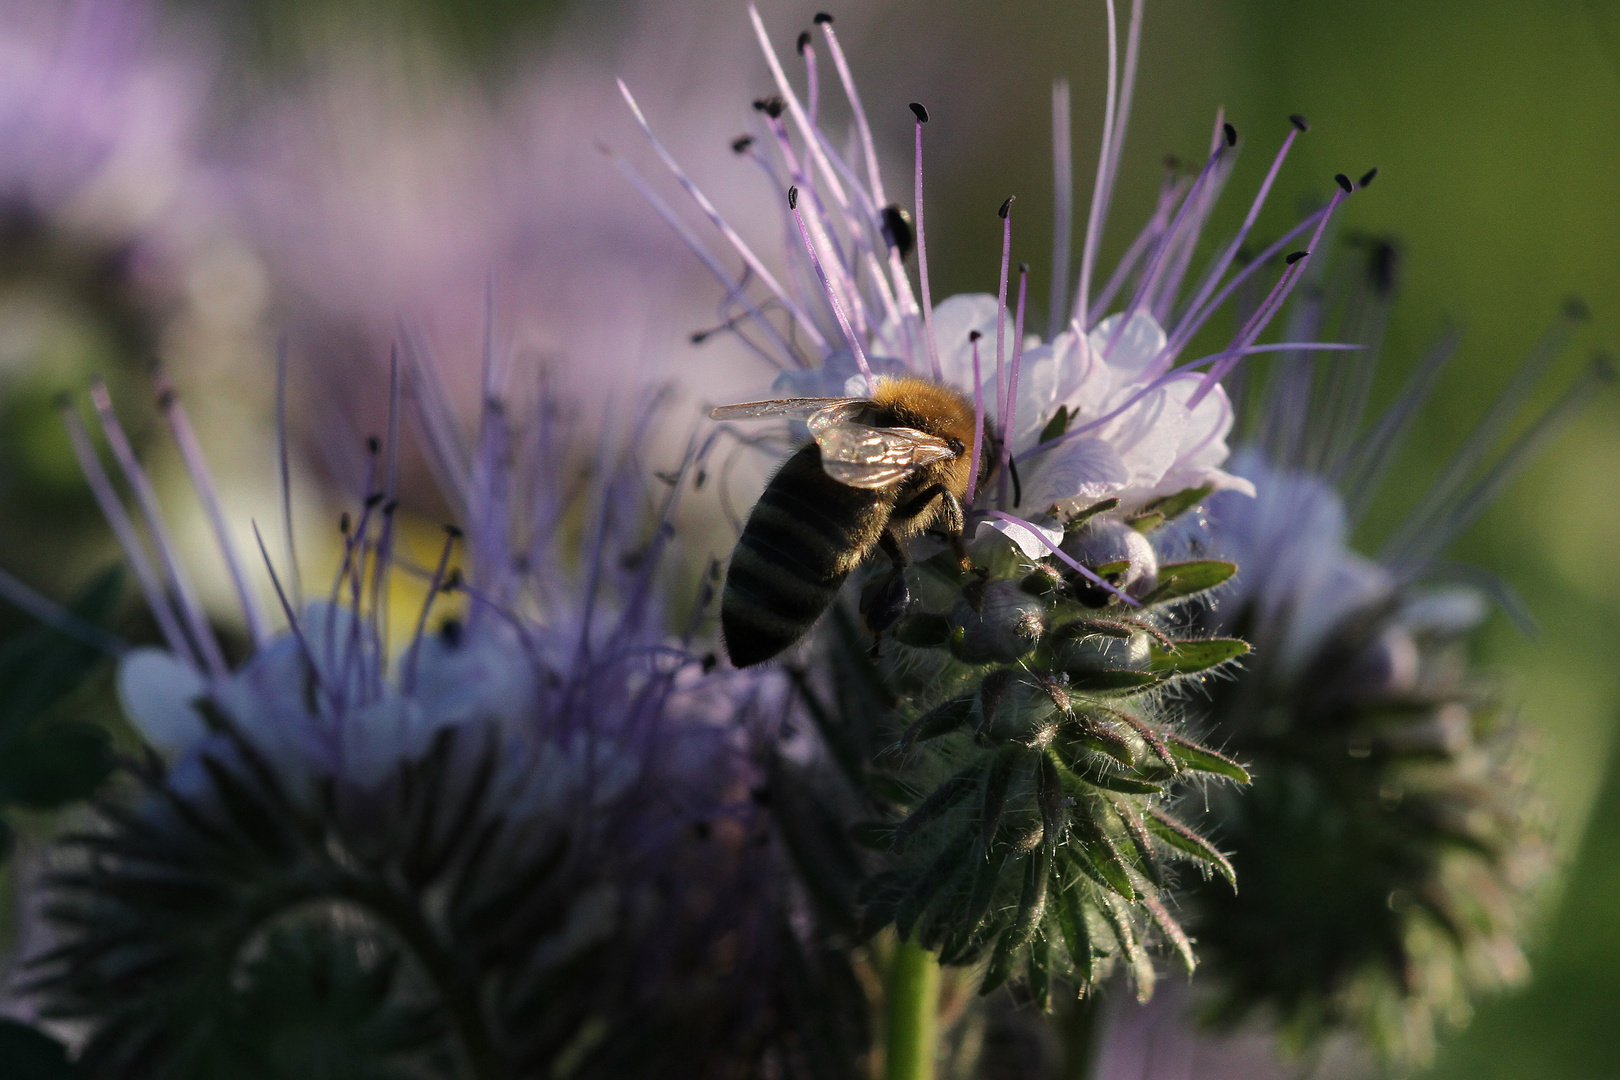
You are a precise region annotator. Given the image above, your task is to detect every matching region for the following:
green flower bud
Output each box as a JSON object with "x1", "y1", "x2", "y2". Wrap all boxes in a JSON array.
[
  {"x1": 950, "y1": 580, "x2": 1046, "y2": 663},
  {"x1": 1061, "y1": 519, "x2": 1160, "y2": 599}
]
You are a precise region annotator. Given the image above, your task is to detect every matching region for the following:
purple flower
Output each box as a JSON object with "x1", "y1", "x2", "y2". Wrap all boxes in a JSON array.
[
  {"x1": 617, "y1": 5, "x2": 1374, "y2": 558},
  {"x1": 1119, "y1": 247, "x2": 1605, "y2": 1069},
  {"x1": 29, "y1": 318, "x2": 862, "y2": 1073}
]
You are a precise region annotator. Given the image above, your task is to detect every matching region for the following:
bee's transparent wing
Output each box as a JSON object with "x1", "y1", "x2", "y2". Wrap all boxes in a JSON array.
[
  {"x1": 709, "y1": 397, "x2": 862, "y2": 422},
  {"x1": 814, "y1": 421, "x2": 957, "y2": 489}
]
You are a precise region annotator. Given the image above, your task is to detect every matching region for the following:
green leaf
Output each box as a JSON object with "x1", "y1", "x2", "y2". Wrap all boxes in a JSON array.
[
  {"x1": 1062, "y1": 670, "x2": 1161, "y2": 694},
  {"x1": 1164, "y1": 734, "x2": 1251, "y2": 783},
  {"x1": 1026, "y1": 933, "x2": 1052, "y2": 1010},
  {"x1": 1125, "y1": 511, "x2": 1165, "y2": 534},
  {"x1": 1146, "y1": 807, "x2": 1236, "y2": 886},
  {"x1": 1038, "y1": 404, "x2": 1070, "y2": 443},
  {"x1": 1139, "y1": 560, "x2": 1238, "y2": 605},
  {"x1": 1141, "y1": 484, "x2": 1214, "y2": 523},
  {"x1": 1081, "y1": 771, "x2": 1164, "y2": 795},
  {"x1": 850, "y1": 821, "x2": 896, "y2": 851},
  {"x1": 1066, "y1": 823, "x2": 1136, "y2": 901},
  {"x1": 0, "y1": 721, "x2": 111, "y2": 809},
  {"x1": 1148, "y1": 637, "x2": 1250, "y2": 675},
  {"x1": 0, "y1": 567, "x2": 120, "y2": 734},
  {"x1": 898, "y1": 694, "x2": 973, "y2": 747},
  {"x1": 0, "y1": 1018, "x2": 85, "y2": 1079},
  {"x1": 1062, "y1": 497, "x2": 1120, "y2": 531}
]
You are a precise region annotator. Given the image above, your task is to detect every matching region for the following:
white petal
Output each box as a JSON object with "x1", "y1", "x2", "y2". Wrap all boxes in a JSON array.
[
  {"x1": 975, "y1": 515, "x2": 1064, "y2": 560},
  {"x1": 1087, "y1": 310, "x2": 1166, "y2": 378},
  {"x1": 929, "y1": 293, "x2": 1000, "y2": 389},
  {"x1": 116, "y1": 648, "x2": 208, "y2": 758},
  {"x1": 412, "y1": 623, "x2": 538, "y2": 729},
  {"x1": 1094, "y1": 384, "x2": 1187, "y2": 496},
  {"x1": 1020, "y1": 437, "x2": 1130, "y2": 511}
]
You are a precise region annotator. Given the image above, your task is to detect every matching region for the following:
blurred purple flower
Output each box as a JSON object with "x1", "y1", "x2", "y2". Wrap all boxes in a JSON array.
[
  {"x1": 0, "y1": 0, "x2": 209, "y2": 244},
  {"x1": 228, "y1": 1, "x2": 787, "y2": 506},
  {"x1": 27, "y1": 321, "x2": 863, "y2": 1074},
  {"x1": 1112, "y1": 248, "x2": 1607, "y2": 1071}
]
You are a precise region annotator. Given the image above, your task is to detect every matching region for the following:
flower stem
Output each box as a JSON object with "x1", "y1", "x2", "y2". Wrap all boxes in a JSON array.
[{"x1": 884, "y1": 939, "x2": 940, "y2": 1080}]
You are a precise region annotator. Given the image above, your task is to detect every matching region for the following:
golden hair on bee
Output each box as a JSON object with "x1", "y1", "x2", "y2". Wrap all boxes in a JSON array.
[{"x1": 708, "y1": 376, "x2": 997, "y2": 667}]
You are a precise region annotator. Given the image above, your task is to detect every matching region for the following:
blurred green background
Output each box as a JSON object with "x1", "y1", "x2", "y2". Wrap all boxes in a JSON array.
[{"x1": 3, "y1": 0, "x2": 1618, "y2": 1075}]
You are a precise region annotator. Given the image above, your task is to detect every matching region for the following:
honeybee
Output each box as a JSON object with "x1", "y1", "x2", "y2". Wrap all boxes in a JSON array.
[{"x1": 711, "y1": 375, "x2": 995, "y2": 667}]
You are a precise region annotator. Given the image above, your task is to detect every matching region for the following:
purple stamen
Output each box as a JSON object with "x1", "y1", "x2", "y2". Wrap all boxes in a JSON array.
[
  {"x1": 1115, "y1": 115, "x2": 1230, "y2": 345},
  {"x1": 1074, "y1": 0, "x2": 1121, "y2": 328},
  {"x1": 0, "y1": 566, "x2": 127, "y2": 655},
  {"x1": 602, "y1": 144, "x2": 798, "y2": 368},
  {"x1": 994, "y1": 196, "x2": 1014, "y2": 440},
  {"x1": 89, "y1": 381, "x2": 229, "y2": 681},
  {"x1": 819, "y1": 18, "x2": 887, "y2": 206},
  {"x1": 791, "y1": 188, "x2": 874, "y2": 385},
  {"x1": 800, "y1": 31, "x2": 819, "y2": 124},
  {"x1": 768, "y1": 114, "x2": 866, "y2": 339},
  {"x1": 748, "y1": 8, "x2": 853, "y2": 217},
  {"x1": 1096, "y1": 0, "x2": 1146, "y2": 264},
  {"x1": 155, "y1": 369, "x2": 270, "y2": 648},
  {"x1": 985, "y1": 511, "x2": 1141, "y2": 608},
  {"x1": 1157, "y1": 123, "x2": 1305, "y2": 376},
  {"x1": 1001, "y1": 265, "x2": 1030, "y2": 496},
  {"x1": 1160, "y1": 202, "x2": 1335, "y2": 368},
  {"x1": 748, "y1": 8, "x2": 871, "y2": 290},
  {"x1": 1086, "y1": 172, "x2": 1184, "y2": 326},
  {"x1": 252, "y1": 521, "x2": 331, "y2": 705},
  {"x1": 402, "y1": 526, "x2": 458, "y2": 693},
  {"x1": 399, "y1": 327, "x2": 471, "y2": 518},
  {"x1": 276, "y1": 337, "x2": 302, "y2": 608},
  {"x1": 1048, "y1": 79, "x2": 1073, "y2": 341},
  {"x1": 1188, "y1": 186, "x2": 1349, "y2": 407},
  {"x1": 913, "y1": 108, "x2": 943, "y2": 381},
  {"x1": 618, "y1": 78, "x2": 829, "y2": 352},
  {"x1": 60, "y1": 399, "x2": 198, "y2": 668},
  {"x1": 966, "y1": 331, "x2": 986, "y2": 503}
]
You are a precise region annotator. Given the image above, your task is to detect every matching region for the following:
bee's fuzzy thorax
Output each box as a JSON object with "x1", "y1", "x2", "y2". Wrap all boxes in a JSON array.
[
  {"x1": 869, "y1": 376, "x2": 977, "y2": 439},
  {"x1": 869, "y1": 375, "x2": 996, "y2": 496}
]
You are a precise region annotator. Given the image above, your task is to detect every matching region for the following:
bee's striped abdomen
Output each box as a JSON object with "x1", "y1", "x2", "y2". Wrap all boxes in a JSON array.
[{"x1": 721, "y1": 445, "x2": 888, "y2": 667}]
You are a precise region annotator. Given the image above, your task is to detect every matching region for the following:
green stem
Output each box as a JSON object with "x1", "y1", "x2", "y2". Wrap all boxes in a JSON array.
[
  {"x1": 884, "y1": 939, "x2": 941, "y2": 1080},
  {"x1": 1062, "y1": 992, "x2": 1098, "y2": 1080}
]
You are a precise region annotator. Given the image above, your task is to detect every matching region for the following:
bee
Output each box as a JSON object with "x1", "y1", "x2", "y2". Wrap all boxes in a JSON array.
[{"x1": 710, "y1": 375, "x2": 995, "y2": 668}]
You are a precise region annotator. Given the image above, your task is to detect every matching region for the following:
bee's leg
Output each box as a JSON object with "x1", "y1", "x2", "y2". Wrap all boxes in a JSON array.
[
  {"x1": 893, "y1": 484, "x2": 983, "y2": 577},
  {"x1": 933, "y1": 490, "x2": 987, "y2": 578},
  {"x1": 860, "y1": 531, "x2": 912, "y2": 636}
]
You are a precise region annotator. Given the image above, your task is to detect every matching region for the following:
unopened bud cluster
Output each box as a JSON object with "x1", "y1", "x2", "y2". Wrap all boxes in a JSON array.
[{"x1": 847, "y1": 491, "x2": 1254, "y2": 1002}]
